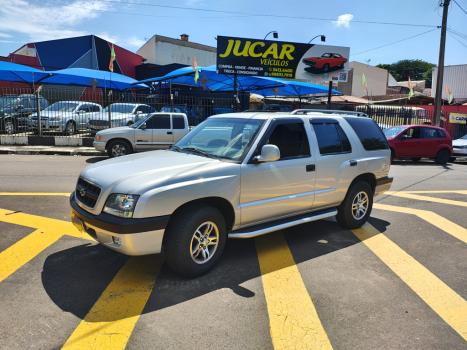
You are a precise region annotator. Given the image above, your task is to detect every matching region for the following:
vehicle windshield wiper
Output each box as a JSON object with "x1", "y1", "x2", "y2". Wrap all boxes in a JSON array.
[{"x1": 179, "y1": 147, "x2": 215, "y2": 158}]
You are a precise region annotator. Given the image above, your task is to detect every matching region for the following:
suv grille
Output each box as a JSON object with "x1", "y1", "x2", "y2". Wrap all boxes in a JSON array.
[{"x1": 76, "y1": 178, "x2": 101, "y2": 208}]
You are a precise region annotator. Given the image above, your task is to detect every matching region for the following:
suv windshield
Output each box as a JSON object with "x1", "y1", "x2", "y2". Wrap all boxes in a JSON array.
[
  {"x1": 383, "y1": 126, "x2": 406, "y2": 138},
  {"x1": 45, "y1": 102, "x2": 79, "y2": 112},
  {"x1": 103, "y1": 104, "x2": 136, "y2": 113},
  {"x1": 173, "y1": 117, "x2": 264, "y2": 162}
]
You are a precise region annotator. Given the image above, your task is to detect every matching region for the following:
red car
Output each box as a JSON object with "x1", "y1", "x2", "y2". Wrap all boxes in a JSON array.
[
  {"x1": 383, "y1": 125, "x2": 452, "y2": 164},
  {"x1": 302, "y1": 53, "x2": 347, "y2": 72}
]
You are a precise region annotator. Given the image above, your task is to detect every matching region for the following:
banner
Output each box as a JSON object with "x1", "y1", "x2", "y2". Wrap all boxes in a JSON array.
[
  {"x1": 449, "y1": 113, "x2": 467, "y2": 124},
  {"x1": 216, "y1": 36, "x2": 350, "y2": 82}
]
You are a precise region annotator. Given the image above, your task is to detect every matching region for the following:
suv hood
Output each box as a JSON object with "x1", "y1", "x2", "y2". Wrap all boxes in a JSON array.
[{"x1": 81, "y1": 150, "x2": 235, "y2": 195}]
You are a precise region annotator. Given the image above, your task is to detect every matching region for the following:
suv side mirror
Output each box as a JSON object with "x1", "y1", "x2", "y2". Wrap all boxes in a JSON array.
[
  {"x1": 254, "y1": 144, "x2": 280, "y2": 163},
  {"x1": 140, "y1": 123, "x2": 147, "y2": 130},
  {"x1": 136, "y1": 110, "x2": 142, "y2": 115}
]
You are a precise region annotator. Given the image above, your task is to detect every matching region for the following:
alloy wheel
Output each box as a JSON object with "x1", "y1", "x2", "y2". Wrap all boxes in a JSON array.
[
  {"x1": 351, "y1": 191, "x2": 369, "y2": 220},
  {"x1": 190, "y1": 221, "x2": 219, "y2": 264}
]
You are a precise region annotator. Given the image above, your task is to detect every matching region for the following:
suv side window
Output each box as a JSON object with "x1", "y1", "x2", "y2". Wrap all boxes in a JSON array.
[
  {"x1": 146, "y1": 114, "x2": 171, "y2": 129},
  {"x1": 172, "y1": 115, "x2": 185, "y2": 129},
  {"x1": 312, "y1": 120, "x2": 351, "y2": 155},
  {"x1": 262, "y1": 121, "x2": 310, "y2": 160},
  {"x1": 344, "y1": 117, "x2": 389, "y2": 150}
]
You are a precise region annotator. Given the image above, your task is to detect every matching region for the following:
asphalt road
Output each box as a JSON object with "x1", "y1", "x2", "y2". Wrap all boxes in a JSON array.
[{"x1": 0, "y1": 154, "x2": 466, "y2": 350}]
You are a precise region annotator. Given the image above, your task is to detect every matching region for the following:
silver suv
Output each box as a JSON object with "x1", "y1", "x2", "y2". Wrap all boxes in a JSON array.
[{"x1": 71, "y1": 112, "x2": 392, "y2": 277}]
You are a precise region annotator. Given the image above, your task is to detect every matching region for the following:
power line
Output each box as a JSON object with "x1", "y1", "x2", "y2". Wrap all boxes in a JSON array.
[
  {"x1": 448, "y1": 32, "x2": 467, "y2": 48},
  {"x1": 92, "y1": 0, "x2": 438, "y2": 28},
  {"x1": 453, "y1": 0, "x2": 467, "y2": 14},
  {"x1": 351, "y1": 28, "x2": 438, "y2": 56},
  {"x1": 447, "y1": 27, "x2": 467, "y2": 40}
]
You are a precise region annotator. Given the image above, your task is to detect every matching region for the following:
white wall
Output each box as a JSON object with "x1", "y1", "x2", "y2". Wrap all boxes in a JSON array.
[
  {"x1": 432, "y1": 65, "x2": 467, "y2": 101},
  {"x1": 350, "y1": 62, "x2": 388, "y2": 97}
]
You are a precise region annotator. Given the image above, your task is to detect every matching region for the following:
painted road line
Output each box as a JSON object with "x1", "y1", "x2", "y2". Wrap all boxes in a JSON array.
[
  {"x1": 0, "y1": 208, "x2": 91, "y2": 241},
  {"x1": 389, "y1": 190, "x2": 467, "y2": 195},
  {"x1": 0, "y1": 192, "x2": 71, "y2": 196},
  {"x1": 374, "y1": 203, "x2": 467, "y2": 244},
  {"x1": 352, "y1": 223, "x2": 467, "y2": 341},
  {"x1": 256, "y1": 233, "x2": 333, "y2": 350},
  {"x1": 62, "y1": 256, "x2": 160, "y2": 350},
  {"x1": 0, "y1": 228, "x2": 63, "y2": 282},
  {"x1": 385, "y1": 192, "x2": 467, "y2": 207}
]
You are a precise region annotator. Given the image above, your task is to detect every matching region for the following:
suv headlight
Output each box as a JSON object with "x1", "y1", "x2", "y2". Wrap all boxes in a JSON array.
[
  {"x1": 95, "y1": 134, "x2": 103, "y2": 141},
  {"x1": 103, "y1": 194, "x2": 139, "y2": 218}
]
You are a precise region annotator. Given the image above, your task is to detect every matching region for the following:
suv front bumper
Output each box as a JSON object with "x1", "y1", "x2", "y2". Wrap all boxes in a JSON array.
[
  {"x1": 70, "y1": 193, "x2": 170, "y2": 256},
  {"x1": 375, "y1": 176, "x2": 393, "y2": 195}
]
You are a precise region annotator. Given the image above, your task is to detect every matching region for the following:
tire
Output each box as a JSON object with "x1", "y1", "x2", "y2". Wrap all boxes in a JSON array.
[
  {"x1": 411, "y1": 157, "x2": 421, "y2": 162},
  {"x1": 449, "y1": 157, "x2": 456, "y2": 163},
  {"x1": 65, "y1": 121, "x2": 76, "y2": 135},
  {"x1": 390, "y1": 148, "x2": 396, "y2": 163},
  {"x1": 127, "y1": 120, "x2": 134, "y2": 126},
  {"x1": 106, "y1": 139, "x2": 133, "y2": 157},
  {"x1": 337, "y1": 181, "x2": 373, "y2": 229},
  {"x1": 435, "y1": 149, "x2": 450, "y2": 165},
  {"x1": 4, "y1": 119, "x2": 15, "y2": 134},
  {"x1": 165, "y1": 206, "x2": 227, "y2": 278}
]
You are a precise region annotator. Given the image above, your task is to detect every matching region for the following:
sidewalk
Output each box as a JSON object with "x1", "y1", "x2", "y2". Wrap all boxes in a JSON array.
[{"x1": 0, "y1": 145, "x2": 103, "y2": 156}]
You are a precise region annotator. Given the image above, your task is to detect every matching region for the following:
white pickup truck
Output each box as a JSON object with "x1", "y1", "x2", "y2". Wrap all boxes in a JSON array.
[{"x1": 93, "y1": 112, "x2": 189, "y2": 157}]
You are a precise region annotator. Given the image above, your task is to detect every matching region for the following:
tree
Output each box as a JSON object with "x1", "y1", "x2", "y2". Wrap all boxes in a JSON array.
[{"x1": 377, "y1": 59, "x2": 435, "y2": 88}]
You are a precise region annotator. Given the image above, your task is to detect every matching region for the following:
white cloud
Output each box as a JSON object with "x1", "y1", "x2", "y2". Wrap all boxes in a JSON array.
[
  {"x1": 97, "y1": 32, "x2": 119, "y2": 44},
  {"x1": 126, "y1": 37, "x2": 145, "y2": 48},
  {"x1": 334, "y1": 13, "x2": 354, "y2": 28},
  {"x1": 0, "y1": 0, "x2": 110, "y2": 42}
]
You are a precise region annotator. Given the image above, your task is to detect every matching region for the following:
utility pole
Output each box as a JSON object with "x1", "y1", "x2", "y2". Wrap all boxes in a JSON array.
[{"x1": 433, "y1": 0, "x2": 450, "y2": 126}]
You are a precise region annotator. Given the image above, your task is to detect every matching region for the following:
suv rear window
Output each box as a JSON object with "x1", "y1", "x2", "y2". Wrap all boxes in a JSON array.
[
  {"x1": 344, "y1": 117, "x2": 388, "y2": 150},
  {"x1": 311, "y1": 120, "x2": 351, "y2": 155}
]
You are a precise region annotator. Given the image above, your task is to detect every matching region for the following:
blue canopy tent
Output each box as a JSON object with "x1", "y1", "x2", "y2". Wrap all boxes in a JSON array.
[
  {"x1": 0, "y1": 61, "x2": 51, "y2": 84},
  {"x1": 40, "y1": 68, "x2": 145, "y2": 91},
  {"x1": 138, "y1": 65, "x2": 341, "y2": 96}
]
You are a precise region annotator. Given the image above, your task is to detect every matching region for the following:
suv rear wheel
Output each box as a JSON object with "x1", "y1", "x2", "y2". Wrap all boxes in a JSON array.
[
  {"x1": 337, "y1": 181, "x2": 373, "y2": 229},
  {"x1": 165, "y1": 206, "x2": 227, "y2": 277},
  {"x1": 107, "y1": 139, "x2": 132, "y2": 157}
]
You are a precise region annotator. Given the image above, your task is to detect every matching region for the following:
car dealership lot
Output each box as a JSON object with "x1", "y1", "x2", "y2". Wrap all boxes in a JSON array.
[{"x1": 0, "y1": 155, "x2": 465, "y2": 350}]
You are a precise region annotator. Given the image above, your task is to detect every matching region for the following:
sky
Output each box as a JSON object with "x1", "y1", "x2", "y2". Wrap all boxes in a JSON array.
[{"x1": 0, "y1": 0, "x2": 466, "y2": 66}]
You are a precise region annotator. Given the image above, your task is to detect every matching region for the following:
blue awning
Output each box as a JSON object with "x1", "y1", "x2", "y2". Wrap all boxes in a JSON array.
[{"x1": 0, "y1": 61, "x2": 51, "y2": 84}]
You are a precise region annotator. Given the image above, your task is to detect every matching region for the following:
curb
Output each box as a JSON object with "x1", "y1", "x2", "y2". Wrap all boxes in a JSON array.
[{"x1": 0, "y1": 146, "x2": 104, "y2": 156}]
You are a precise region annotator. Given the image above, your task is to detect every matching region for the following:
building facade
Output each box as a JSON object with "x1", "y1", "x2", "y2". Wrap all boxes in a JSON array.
[
  {"x1": 431, "y1": 64, "x2": 467, "y2": 103},
  {"x1": 337, "y1": 62, "x2": 389, "y2": 97}
]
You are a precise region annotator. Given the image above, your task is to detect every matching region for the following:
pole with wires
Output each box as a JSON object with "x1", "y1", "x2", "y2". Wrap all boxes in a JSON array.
[{"x1": 433, "y1": 0, "x2": 450, "y2": 126}]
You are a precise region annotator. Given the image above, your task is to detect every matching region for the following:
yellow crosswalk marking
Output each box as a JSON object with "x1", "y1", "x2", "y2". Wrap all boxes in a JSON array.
[
  {"x1": 0, "y1": 192, "x2": 71, "y2": 196},
  {"x1": 0, "y1": 228, "x2": 62, "y2": 282},
  {"x1": 385, "y1": 192, "x2": 467, "y2": 207},
  {"x1": 256, "y1": 233, "x2": 333, "y2": 350},
  {"x1": 374, "y1": 203, "x2": 467, "y2": 244},
  {"x1": 352, "y1": 223, "x2": 467, "y2": 341},
  {"x1": 391, "y1": 190, "x2": 467, "y2": 195},
  {"x1": 62, "y1": 256, "x2": 160, "y2": 350}
]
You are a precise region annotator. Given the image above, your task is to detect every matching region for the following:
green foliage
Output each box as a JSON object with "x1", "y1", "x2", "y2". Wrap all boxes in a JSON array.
[{"x1": 377, "y1": 59, "x2": 435, "y2": 88}]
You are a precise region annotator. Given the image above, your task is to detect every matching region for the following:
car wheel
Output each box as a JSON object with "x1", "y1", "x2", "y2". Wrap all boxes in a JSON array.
[
  {"x1": 127, "y1": 121, "x2": 134, "y2": 126},
  {"x1": 4, "y1": 119, "x2": 15, "y2": 134},
  {"x1": 337, "y1": 181, "x2": 373, "y2": 229},
  {"x1": 65, "y1": 121, "x2": 76, "y2": 135},
  {"x1": 390, "y1": 148, "x2": 396, "y2": 163},
  {"x1": 435, "y1": 149, "x2": 450, "y2": 165},
  {"x1": 165, "y1": 206, "x2": 227, "y2": 277},
  {"x1": 449, "y1": 157, "x2": 456, "y2": 163},
  {"x1": 411, "y1": 157, "x2": 421, "y2": 162},
  {"x1": 323, "y1": 64, "x2": 330, "y2": 72},
  {"x1": 107, "y1": 139, "x2": 132, "y2": 157}
]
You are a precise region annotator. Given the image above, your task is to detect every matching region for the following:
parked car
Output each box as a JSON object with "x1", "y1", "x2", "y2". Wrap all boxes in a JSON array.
[
  {"x1": 451, "y1": 134, "x2": 467, "y2": 161},
  {"x1": 29, "y1": 101, "x2": 102, "y2": 134},
  {"x1": 71, "y1": 112, "x2": 392, "y2": 277},
  {"x1": 383, "y1": 125, "x2": 452, "y2": 164},
  {"x1": 0, "y1": 94, "x2": 49, "y2": 134},
  {"x1": 88, "y1": 103, "x2": 154, "y2": 132},
  {"x1": 302, "y1": 53, "x2": 347, "y2": 73},
  {"x1": 93, "y1": 112, "x2": 189, "y2": 157}
]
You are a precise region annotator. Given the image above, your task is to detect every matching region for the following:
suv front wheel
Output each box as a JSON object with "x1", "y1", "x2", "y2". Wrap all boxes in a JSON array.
[
  {"x1": 165, "y1": 206, "x2": 227, "y2": 277},
  {"x1": 337, "y1": 181, "x2": 373, "y2": 229}
]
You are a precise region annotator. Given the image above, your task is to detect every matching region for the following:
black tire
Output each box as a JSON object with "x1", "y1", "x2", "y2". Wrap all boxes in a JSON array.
[
  {"x1": 127, "y1": 120, "x2": 134, "y2": 126},
  {"x1": 449, "y1": 157, "x2": 456, "y2": 163},
  {"x1": 4, "y1": 119, "x2": 15, "y2": 134},
  {"x1": 165, "y1": 206, "x2": 227, "y2": 278},
  {"x1": 435, "y1": 149, "x2": 450, "y2": 165},
  {"x1": 337, "y1": 181, "x2": 373, "y2": 229},
  {"x1": 106, "y1": 139, "x2": 133, "y2": 157},
  {"x1": 411, "y1": 157, "x2": 421, "y2": 162},
  {"x1": 65, "y1": 121, "x2": 76, "y2": 135},
  {"x1": 390, "y1": 148, "x2": 396, "y2": 163}
]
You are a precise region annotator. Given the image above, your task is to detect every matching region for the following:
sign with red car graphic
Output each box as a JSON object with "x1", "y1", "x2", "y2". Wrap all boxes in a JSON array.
[{"x1": 216, "y1": 36, "x2": 349, "y2": 82}]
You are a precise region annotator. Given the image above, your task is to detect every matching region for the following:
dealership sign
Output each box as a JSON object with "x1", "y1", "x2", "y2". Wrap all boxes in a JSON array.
[
  {"x1": 216, "y1": 36, "x2": 350, "y2": 82},
  {"x1": 449, "y1": 113, "x2": 467, "y2": 124}
]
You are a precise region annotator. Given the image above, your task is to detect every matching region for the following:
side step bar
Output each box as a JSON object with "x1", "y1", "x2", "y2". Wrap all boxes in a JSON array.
[{"x1": 229, "y1": 208, "x2": 337, "y2": 239}]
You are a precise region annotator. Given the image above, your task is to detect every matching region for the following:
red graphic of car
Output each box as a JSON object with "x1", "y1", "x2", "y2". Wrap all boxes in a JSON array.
[{"x1": 302, "y1": 53, "x2": 347, "y2": 72}]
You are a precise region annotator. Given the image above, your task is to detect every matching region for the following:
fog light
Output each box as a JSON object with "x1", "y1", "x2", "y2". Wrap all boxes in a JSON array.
[{"x1": 112, "y1": 236, "x2": 122, "y2": 246}]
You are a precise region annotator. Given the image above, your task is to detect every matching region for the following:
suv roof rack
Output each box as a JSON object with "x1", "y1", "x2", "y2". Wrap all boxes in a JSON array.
[{"x1": 291, "y1": 109, "x2": 368, "y2": 117}]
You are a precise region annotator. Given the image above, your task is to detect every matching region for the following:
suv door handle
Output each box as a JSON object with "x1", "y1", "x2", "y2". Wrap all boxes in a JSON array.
[
  {"x1": 349, "y1": 160, "x2": 357, "y2": 166},
  {"x1": 167, "y1": 131, "x2": 173, "y2": 135},
  {"x1": 306, "y1": 164, "x2": 315, "y2": 172}
]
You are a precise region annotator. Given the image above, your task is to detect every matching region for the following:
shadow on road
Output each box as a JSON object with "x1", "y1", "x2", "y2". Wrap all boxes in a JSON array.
[
  {"x1": 85, "y1": 156, "x2": 108, "y2": 164},
  {"x1": 41, "y1": 216, "x2": 391, "y2": 322}
]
